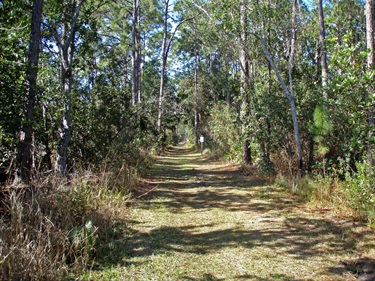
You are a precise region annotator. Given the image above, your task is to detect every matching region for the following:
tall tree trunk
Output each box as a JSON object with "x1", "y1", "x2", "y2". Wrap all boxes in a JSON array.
[
  {"x1": 240, "y1": 0, "x2": 251, "y2": 164},
  {"x1": 366, "y1": 0, "x2": 375, "y2": 164},
  {"x1": 54, "y1": 0, "x2": 84, "y2": 175},
  {"x1": 56, "y1": 48, "x2": 73, "y2": 176},
  {"x1": 157, "y1": 0, "x2": 169, "y2": 133},
  {"x1": 289, "y1": 0, "x2": 304, "y2": 174},
  {"x1": 42, "y1": 103, "x2": 52, "y2": 170},
  {"x1": 132, "y1": 0, "x2": 141, "y2": 106},
  {"x1": 194, "y1": 24, "x2": 199, "y2": 147},
  {"x1": 318, "y1": 0, "x2": 328, "y2": 99},
  {"x1": 209, "y1": 52, "x2": 216, "y2": 103},
  {"x1": 18, "y1": 0, "x2": 44, "y2": 183},
  {"x1": 157, "y1": 1, "x2": 189, "y2": 133},
  {"x1": 263, "y1": 0, "x2": 272, "y2": 167}
]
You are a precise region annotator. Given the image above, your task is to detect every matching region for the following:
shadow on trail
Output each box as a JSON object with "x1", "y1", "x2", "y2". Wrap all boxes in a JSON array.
[
  {"x1": 124, "y1": 218, "x2": 354, "y2": 258},
  {"x1": 139, "y1": 146, "x2": 274, "y2": 212},
  {"x1": 181, "y1": 273, "x2": 301, "y2": 281},
  {"x1": 121, "y1": 216, "x2": 361, "y2": 280},
  {"x1": 100, "y1": 146, "x2": 373, "y2": 280},
  {"x1": 138, "y1": 186, "x2": 296, "y2": 214}
]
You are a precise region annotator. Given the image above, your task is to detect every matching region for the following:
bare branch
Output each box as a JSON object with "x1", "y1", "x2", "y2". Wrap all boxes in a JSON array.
[
  {"x1": 189, "y1": 0, "x2": 211, "y2": 20},
  {"x1": 165, "y1": 17, "x2": 194, "y2": 56}
]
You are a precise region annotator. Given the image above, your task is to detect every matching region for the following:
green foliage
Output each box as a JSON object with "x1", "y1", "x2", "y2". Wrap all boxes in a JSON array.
[
  {"x1": 0, "y1": 1, "x2": 30, "y2": 172},
  {"x1": 310, "y1": 105, "x2": 332, "y2": 157},
  {"x1": 326, "y1": 32, "x2": 370, "y2": 169},
  {"x1": 207, "y1": 102, "x2": 241, "y2": 161},
  {"x1": 2, "y1": 0, "x2": 375, "y2": 277},
  {"x1": 345, "y1": 162, "x2": 375, "y2": 224}
]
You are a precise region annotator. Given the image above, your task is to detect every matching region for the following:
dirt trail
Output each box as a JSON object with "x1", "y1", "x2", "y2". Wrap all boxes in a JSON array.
[{"x1": 90, "y1": 146, "x2": 375, "y2": 281}]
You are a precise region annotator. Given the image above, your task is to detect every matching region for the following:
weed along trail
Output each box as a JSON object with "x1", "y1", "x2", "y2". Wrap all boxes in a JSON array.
[{"x1": 87, "y1": 146, "x2": 374, "y2": 281}]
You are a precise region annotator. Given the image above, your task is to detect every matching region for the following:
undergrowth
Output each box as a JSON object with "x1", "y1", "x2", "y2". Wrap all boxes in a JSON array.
[
  {"x1": 344, "y1": 161, "x2": 375, "y2": 225},
  {"x1": 0, "y1": 163, "x2": 139, "y2": 280},
  {"x1": 276, "y1": 161, "x2": 375, "y2": 226}
]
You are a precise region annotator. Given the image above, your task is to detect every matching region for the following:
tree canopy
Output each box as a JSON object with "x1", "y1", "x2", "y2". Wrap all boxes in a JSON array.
[{"x1": 0, "y1": 0, "x2": 374, "y2": 182}]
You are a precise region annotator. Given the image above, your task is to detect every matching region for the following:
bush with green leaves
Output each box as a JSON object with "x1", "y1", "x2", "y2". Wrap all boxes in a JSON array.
[{"x1": 345, "y1": 161, "x2": 375, "y2": 225}]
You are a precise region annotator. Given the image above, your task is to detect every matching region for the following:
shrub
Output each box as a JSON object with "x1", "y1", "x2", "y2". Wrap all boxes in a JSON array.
[{"x1": 345, "y1": 161, "x2": 375, "y2": 224}]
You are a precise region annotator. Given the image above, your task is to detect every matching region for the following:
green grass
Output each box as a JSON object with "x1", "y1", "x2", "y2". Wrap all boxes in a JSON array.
[{"x1": 81, "y1": 146, "x2": 375, "y2": 281}]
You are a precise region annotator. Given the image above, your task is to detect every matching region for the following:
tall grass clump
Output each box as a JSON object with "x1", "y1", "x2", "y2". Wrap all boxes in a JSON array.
[
  {"x1": 0, "y1": 186, "x2": 93, "y2": 280},
  {"x1": 0, "y1": 190, "x2": 64, "y2": 280},
  {"x1": 0, "y1": 166, "x2": 135, "y2": 280}
]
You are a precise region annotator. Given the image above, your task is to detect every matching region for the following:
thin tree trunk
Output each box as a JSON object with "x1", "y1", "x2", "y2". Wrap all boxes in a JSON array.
[
  {"x1": 18, "y1": 0, "x2": 44, "y2": 183},
  {"x1": 157, "y1": 0, "x2": 169, "y2": 133},
  {"x1": 366, "y1": 0, "x2": 375, "y2": 164},
  {"x1": 132, "y1": 0, "x2": 141, "y2": 106},
  {"x1": 56, "y1": 50, "x2": 73, "y2": 176},
  {"x1": 318, "y1": 0, "x2": 328, "y2": 99},
  {"x1": 157, "y1": 1, "x2": 189, "y2": 133},
  {"x1": 290, "y1": 0, "x2": 303, "y2": 174},
  {"x1": 264, "y1": 0, "x2": 272, "y2": 166},
  {"x1": 42, "y1": 103, "x2": 52, "y2": 170},
  {"x1": 240, "y1": 0, "x2": 251, "y2": 164},
  {"x1": 194, "y1": 24, "x2": 199, "y2": 147}
]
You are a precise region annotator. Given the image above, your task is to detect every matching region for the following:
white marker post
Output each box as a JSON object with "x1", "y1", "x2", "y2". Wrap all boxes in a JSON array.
[{"x1": 199, "y1": 136, "x2": 204, "y2": 154}]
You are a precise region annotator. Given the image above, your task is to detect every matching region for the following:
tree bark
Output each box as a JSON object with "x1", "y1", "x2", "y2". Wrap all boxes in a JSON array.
[
  {"x1": 194, "y1": 24, "x2": 199, "y2": 147},
  {"x1": 318, "y1": 0, "x2": 328, "y2": 99},
  {"x1": 366, "y1": 0, "x2": 375, "y2": 164},
  {"x1": 132, "y1": 0, "x2": 141, "y2": 106},
  {"x1": 56, "y1": 49, "x2": 73, "y2": 176},
  {"x1": 54, "y1": 0, "x2": 84, "y2": 176},
  {"x1": 157, "y1": 0, "x2": 169, "y2": 133},
  {"x1": 18, "y1": 0, "x2": 44, "y2": 183},
  {"x1": 240, "y1": 0, "x2": 251, "y2": 164}
]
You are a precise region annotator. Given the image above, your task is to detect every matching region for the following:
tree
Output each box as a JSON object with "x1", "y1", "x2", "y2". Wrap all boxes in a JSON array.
[
  {"x1": 157, "y1": 0, "x2": 189, "y2": 134},
  {"x1": 132, "y1": 0, "x2": 142, "y2": 105},
  {"x1": 257, "y1": 0, "x2": 304, "y2": 174},
  {"x1": 366, "y1": 0, "x2": 374, "y2": 164},
  {"x1": 157, "y1": 0, "x2": 170, "y2": 133},
  {"x1": 318, "y1": 0, "x2": 328, "y2": 99},
  {"x1": 193, "y1": 21, "x2": 199, "y2": 147},
  {"x1": 18, "y1": 0, "x2": 44, "y2": 183},
  {"x1": 46, "y1": 0, "x2": 85, "y2": 175},
  {"x1": 240, "y1": 0, "x2": 251, "y2": 164}
]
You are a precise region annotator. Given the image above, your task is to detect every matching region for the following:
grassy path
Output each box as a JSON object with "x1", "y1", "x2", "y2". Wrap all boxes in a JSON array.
[{"x1": 86, "y1": 146, "x2": 375, "y2": 281}]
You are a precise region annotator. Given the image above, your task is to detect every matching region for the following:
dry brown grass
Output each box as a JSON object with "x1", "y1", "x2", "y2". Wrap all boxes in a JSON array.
[{"x1": 0, "y1": 168, "x2": 131, "y2": 280}]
